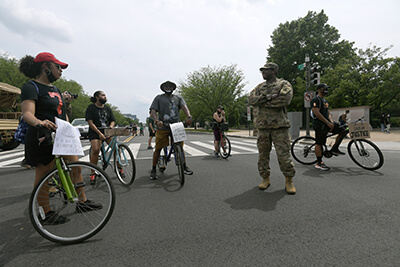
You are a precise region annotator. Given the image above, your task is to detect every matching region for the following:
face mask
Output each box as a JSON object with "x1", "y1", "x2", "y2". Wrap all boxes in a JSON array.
[
  {"x1": 99, "y1": 99, "x2": 107, "y2": 104},
  {"x1": 45, "y1": 67, "x2": 57, "y2": 82}
]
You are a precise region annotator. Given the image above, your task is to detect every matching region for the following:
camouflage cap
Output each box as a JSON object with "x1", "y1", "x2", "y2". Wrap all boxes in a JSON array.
[{"x1": 259, "y1": 62, "x2": 278, "y2": 71}]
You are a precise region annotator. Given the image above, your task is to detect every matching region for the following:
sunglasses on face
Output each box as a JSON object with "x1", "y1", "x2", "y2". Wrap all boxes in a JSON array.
[{"x1": 53, "y1": 63, "x2": 62, "y2": 70}]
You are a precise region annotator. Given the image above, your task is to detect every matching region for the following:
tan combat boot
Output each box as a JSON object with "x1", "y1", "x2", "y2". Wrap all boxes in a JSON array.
[
  {"x1": 258, "y1": 177, "x2": 270, "y2": 190},
  {"x1": 285, "y1": 176, "x2": 296, "y2": 195}
]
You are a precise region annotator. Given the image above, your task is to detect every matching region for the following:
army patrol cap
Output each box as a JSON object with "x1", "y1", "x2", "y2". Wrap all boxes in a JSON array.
[{"x1": 260, "y1": 62, "x2": 278, "y2": 71}]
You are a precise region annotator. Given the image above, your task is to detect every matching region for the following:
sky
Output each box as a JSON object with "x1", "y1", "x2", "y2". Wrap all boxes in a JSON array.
[{"x1": 1, "y1": 0, "x2": 399, "y2": 122}]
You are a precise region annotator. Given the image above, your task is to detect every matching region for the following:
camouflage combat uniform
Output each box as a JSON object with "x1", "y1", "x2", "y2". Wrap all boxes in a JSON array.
[{"x1": 248, "y1": 76, "x2": 295, "y2": 179}]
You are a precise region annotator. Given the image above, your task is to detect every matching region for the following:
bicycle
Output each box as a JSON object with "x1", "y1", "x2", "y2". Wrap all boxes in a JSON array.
[
  {"x1": 157, "y1": 123, "x2": 186, "y2": 185},
  {"x1": 291, "y1": 117, "x2": 384, "y2": 171},
  {"x1": 29, "y1": 132, "x2": 115, "y2": 244},
  {"x1": 217, "y1": 122, "x2": 231, "y2": 159},
  {"x1": 90, "y1": 127, "x2": 136, "y2": 186}
]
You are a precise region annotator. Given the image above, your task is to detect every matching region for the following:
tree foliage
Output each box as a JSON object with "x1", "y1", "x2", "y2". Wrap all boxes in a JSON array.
[
  {"x1": 0, "y1": 53, "x2": 134, "y2": 125},
  {"x1": 267, "y1": 10, "x2": 356, "y2": 111},
  {"x1": 178, "y1": 64, "x2": 247, "y2": 127},
  {"x1": 323, "y1": 45, "x2": 400, "y2": 113}
]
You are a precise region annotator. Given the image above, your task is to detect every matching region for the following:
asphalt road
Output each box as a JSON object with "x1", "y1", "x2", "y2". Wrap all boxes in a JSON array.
[{"x1": 1, "y1": 133, "x2": 399, "y2": 266}]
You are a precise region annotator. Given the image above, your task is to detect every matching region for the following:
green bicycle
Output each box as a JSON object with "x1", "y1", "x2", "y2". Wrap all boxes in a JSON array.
[{"x1": 29, "y1": 134, "x2": 115, "y2": 244}]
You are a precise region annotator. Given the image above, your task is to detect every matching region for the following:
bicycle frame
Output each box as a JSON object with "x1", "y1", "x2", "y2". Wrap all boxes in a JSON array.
[
  {"x1": 100, "y1": 137, "x2": 118, "y2": 166},
  {"x1": 162, "y1": 142, "x2": 181, "y2": 166},
  {"x1": 54, "y1": 156, "x2": 78, "y2": 202}
]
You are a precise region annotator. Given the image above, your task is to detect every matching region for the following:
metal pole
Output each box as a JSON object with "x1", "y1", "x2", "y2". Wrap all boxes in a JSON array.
[{"x1": 305, "y1": 54, "x2": 311, "y2": 136}]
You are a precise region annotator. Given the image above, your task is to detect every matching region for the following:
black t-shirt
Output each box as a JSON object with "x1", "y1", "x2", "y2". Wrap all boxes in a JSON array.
[
  {"x1": 20, "y1": 81, "x2": 66, "y2": 122},
  {"x1": 85, "y1": 104, "x2": 115, "y2": 134},
  {"x1": 310, "y1": 95, "x2": 329, "y2": 128}
]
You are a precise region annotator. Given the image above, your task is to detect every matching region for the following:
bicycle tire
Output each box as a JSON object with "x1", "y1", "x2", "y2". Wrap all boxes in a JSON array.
[
  {"x1": 291, "y1": 136, "x2": 318, "y2": 165},
  {"x1": 174, "y1": 143, "x2": 185, "y2": 185},
  {"x1": 219, "y1": 135, "x2": 231, "y2": 159},
  {"x1": 114, "y1": 143, "x2": 136, "y2": 186},
  {"x1": 29, "y1": 161, "x2": 115, "y2": 244},
  {"x1": 347, "y1": 139, "x2": 384, "y2": 170},
  {"x1": 158, "y1": 147, "x2": 167, "y2": 172}
]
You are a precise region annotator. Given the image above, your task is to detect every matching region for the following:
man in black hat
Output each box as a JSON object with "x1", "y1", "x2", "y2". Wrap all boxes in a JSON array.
[
  {"x1": 149, "y1": 81, "x2": 193, "y2": 180},
  {"x1": 311, "y1": 83, "x2": 348, "y2": 171}
]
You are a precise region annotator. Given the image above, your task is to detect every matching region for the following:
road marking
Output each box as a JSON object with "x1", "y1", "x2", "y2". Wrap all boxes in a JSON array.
[
  {"x1": 0, "y1": 139, "x2": 260, "y2": 167},
  {"x1": 128, "y1": 143, "x2": 141, "y2": 159},
  {"x1": 182, "y1": 144, "x2": 208, "y2": 156},
  {"x1": 191, "y1": 141, "x2": 214, "y2": 151},
  {"x1": 230, "y1": 140, "x2": 257, "y2": 148},
  {"x1": 0, "y1": 150, "x2": 25, "y2": 162}
]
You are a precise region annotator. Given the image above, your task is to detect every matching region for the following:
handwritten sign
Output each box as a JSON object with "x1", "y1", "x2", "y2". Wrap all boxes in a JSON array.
[
  {"x1": 52, "y1": 118, "x2": 84, "y2": 156},
  {"x1": 348, "y1": 121, "x2": 370, "y2": 140},
  {"x1": 170, "y1": 122, "x2": 187, "y2": 143}
]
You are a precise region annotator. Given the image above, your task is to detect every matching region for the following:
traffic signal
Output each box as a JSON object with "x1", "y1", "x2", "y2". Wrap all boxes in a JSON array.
[{"x1": 310, "y1": 67, "x2": 320, "y2": 86}]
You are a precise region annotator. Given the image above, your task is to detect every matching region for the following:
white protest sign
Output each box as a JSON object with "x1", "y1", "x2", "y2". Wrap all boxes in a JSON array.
[
  {"x1": 170, "y1": 122, "x2": 187, "y2": 143},
  {"x1": 52, "y1": 117, "x2": 84, "y2": 156}
]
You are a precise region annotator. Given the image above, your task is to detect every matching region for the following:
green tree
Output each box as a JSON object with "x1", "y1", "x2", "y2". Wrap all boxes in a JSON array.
[
  {"x1": 267, "y1": 10, "x2": 356, "y2": 111},
  {"x1": 178, "y1": 64, "x2": 247, "y2": 127},
  {"x1": 53, "y1": 78, "x2": 91, "y2": 121},
  {"x1": 323, "y1": 45, "x2": 400, "y2": 113}
]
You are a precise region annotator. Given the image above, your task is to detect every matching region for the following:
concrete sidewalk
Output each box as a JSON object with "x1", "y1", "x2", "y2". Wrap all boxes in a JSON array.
[{"x1": 226, "y1": 128, "x2": 400, "y2": 151}]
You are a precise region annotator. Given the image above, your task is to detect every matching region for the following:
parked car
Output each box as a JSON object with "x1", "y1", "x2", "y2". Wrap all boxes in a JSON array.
[{"x1": 71, "y1": 118, "x2": 89, "y2": 139}]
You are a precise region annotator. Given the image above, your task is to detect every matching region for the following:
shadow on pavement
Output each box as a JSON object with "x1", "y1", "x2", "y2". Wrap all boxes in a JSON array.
[{"x1": 224, "y1": 187, "x2": 286, "y2": 212}]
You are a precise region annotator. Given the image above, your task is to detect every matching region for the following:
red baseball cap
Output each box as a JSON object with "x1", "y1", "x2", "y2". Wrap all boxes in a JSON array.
[{"x1": 34, "y1": 52, "x2": 68, "y2": 69}]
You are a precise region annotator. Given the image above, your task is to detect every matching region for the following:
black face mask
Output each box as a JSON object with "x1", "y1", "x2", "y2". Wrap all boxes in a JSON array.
[
  {"x1": 217, "y1": 110, "x2": 221, "y2": 114},
  {"x1": 99, "y1": 99, "x2": 107, "y2": 104},
  {"x1": 45, "y1": 67, "x2": 57, "y2": 82}
]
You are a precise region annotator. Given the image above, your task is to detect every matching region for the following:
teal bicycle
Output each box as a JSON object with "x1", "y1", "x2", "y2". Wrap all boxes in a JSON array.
[
  {"x1": 90, "y1": 128, "x2": 136, "y2": 186},
  {"x1": 29, "y1": 132, "x2": 115, "y2": 244}
]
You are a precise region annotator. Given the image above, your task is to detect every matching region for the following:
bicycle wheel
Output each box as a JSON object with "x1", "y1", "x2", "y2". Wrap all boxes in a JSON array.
[
  {"x1": 347, "y1": 139, "x2": 384, "y2": 170},
  {"x1": 29, "y1": 161, "x2": 115, "y2": 244},
  {"x1": 114, "y1": 143, "x2": 136, "y2": 186},
  {"x1": 157, "y1": 147, "x2": 167, "y2": 172},
  {"x1": 219, "y1": 135, "x2": 231, "y2": 159},
  {"x1": 291, "y1": 136, "x2": 318, "y2": 165},
  {"x1": 173, "y1": 143, "x2": 185, "y2": 185}
]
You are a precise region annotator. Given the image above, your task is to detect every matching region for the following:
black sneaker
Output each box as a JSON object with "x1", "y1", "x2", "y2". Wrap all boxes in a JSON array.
[
  {"x1": 76, "y1": 199, "x2": 103, "y2": 213},
  {"x1": 39, "y1": 210, "x2": 69, "y2": 225},
  {"x1": 20, "y1": 159, "x2": 34, "y2": 169},
  {"x1": 150, "y1": 169, "x2": 158, "y2": 180},
  {"x1": 147, "y1": 146, "x2": 153, "y2": 149},
  {"x1": 184, "y1": 166, "x2": 193, "y2": 175},
  {"x1": 331, "y1": 149, "x2": 346, "y2": 156},
  {"x1": 315, "y1": 162, "x2": 330, "y2": 171}
]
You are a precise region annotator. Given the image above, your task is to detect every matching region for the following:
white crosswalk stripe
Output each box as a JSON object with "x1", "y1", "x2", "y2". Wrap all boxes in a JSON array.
[{"x1": 0, "y1": 139, "x2": 260, "y2": 168}]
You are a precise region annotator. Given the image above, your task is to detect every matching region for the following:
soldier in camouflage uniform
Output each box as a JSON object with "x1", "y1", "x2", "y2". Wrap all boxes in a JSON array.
[{"x1": 248, "y1": 62, "x2": 296, "y2": 194}]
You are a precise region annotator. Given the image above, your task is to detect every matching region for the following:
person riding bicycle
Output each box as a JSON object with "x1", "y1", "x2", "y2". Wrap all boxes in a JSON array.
[
  {"x1": 149, "y1": 80, "x2": 193, "y2": 180},
  {"x1": 85, "y1": 91, "x2": 123, "y2": 183},
  {"x1": 20, "y1": 52, "x2": 102, "y2": 224},
  {"x1": 212, "y1": 105, "x2": 226, "y2": 157},
  {"x1": 311, "y1": 83, "x2": 348, "y2": 171}
]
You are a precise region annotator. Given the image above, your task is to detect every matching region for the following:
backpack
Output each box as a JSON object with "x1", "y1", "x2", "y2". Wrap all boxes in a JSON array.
[{"x1": 14, "y1": 81, "x2": 39, "y2": 144}]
